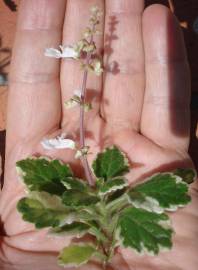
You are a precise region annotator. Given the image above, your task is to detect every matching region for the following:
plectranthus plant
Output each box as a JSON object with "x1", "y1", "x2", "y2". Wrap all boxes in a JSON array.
[{"x1": 16, "y1": 5, "x2": 196, "y2": 269}]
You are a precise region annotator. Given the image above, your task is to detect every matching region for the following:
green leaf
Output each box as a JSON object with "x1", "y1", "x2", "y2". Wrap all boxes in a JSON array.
[
  {"x1": 62, "y1": 190, "x2": 100, "y2": 208},
  {"x1": 49, "y1": 222, "x2": 90, "y2": 237},
  {"x1": 128, "y1": 173, "x2": 191, "y2": 213},
  {"x1": 92, "y1": 146, "x2": 129, "y2": 180},
  {"x1": 106, "y1": 193, "x2": 130, "y2": 214},
  {"x1": 99, "y1": 177, "x2": 128, "y2": 195},
  {"x1": 50, "y1": 220, "x2": 108, "y2": 243},
  {"x1": 173, "y1": 168, "x2": 197, "y2": 184},
  {"x1": 61, "y1": 177, "x2": 89, "y2": 191},
  {"x1": 29, "y1": 191, "x2": 68, "y2": 211},
  {"x1": 16, "y1": 158, "x2": 73, "y2": 195},
  {"x1": 58, "y1": 244, "x2": 97, "y2": 267},
  {"x1": 116, "y1": 207, "x2": 173, "y2": 255},
  {"x1": 17, "y1": 196, "x2": 68, "y2": 228}
]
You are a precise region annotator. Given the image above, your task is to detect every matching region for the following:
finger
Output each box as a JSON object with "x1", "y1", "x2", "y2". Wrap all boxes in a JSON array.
[
  {"x1": 61, "y1": 0, "x2": 104, "y2": 128},
  {"x1": 141, "y1": 4, "x2": 191, "y2": 151},
  {"x1": 6, "y1": 0, "x2": 66, "y2": 154},
  {"x1": 101, "y1": 0, "x2": 145, "y2": 131}
]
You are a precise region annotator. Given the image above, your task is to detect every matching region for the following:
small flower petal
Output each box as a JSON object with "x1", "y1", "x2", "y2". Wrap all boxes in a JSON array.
[
  {"x1": 74, "y1": 89, "x2": 82, "y2": 98},
  {"x1": 61, "y1": 46, "x2": 79, "y2": 59},
  {"x1": 45, "y1": 46, "x2": 79, "y2": 59},
  {"x1": 41, "y1": 137, "x2": 76, "y2": 150},
  {"x1": 44, "y1": 48, "x2": 62, "y2": 58}
]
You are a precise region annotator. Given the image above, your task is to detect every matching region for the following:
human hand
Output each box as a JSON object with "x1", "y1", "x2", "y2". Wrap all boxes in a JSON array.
[{"x1": 0, "y1": 1, "x2": 197, "y2": 269}]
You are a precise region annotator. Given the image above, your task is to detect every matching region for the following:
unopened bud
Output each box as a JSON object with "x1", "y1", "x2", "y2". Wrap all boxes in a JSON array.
[
  {"x1": 83, "y1": 103, "x2": 92, "y2": 112},
  {"x1": 75, "y1": 146, "x2": 90, "y2": 159}
]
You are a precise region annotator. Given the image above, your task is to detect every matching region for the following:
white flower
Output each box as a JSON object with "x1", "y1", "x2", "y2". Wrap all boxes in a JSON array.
[
  {"x1": 59, "y1": 46, "x2": 79, "y2": 58},
  {"x1": 44, "y1": 48, "x2": 62, "y2": 58},
  {"x1": 45, "y1": 45, "x2": 79, "y2": 59},
  {"x1": 41, "y1": 133, "x2": 76, "y2": 150}
]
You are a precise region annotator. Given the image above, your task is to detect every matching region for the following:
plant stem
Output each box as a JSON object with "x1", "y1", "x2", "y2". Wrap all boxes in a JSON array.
[{"x1": 79, "y1": 32, "x2": 95, "y2": 186}]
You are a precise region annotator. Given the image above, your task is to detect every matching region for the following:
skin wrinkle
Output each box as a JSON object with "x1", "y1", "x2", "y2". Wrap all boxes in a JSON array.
[
  {"x1": 105, "y1": 11, "x2": 143, "y2": 16},
  {"x1": 105, "y1": 58, "x2": 144, "y2": 75},
  {"x1": 105, "y1": 0, "x2": 144, "y2": 14},
  {"x1": 102, "y1": 1, "x2": 145, "y2": 131},
  {"x1": 144, "y1": 95, "x2": 190, "y2": 107},
  {"x1": 5, "y1": 124, "x2": 60, "y2": 159},
  {"x1": 9, "y1": 75, "x2": 60, "y2": 84},
  {"x1": 15, "y1": 26, "x2": 62, "y2": 32},
  {"x1": 17, "y1": 0, "x2": 66, "y2": 30},
  {"x1": 146, "y1": 56, "x2": 188, "y2": 65},
  {"x1": 104, "y1": 68, "x2": 145, "y2": 76}
]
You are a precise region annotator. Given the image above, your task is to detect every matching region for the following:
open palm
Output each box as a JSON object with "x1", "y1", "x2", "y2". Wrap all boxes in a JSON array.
[{"x1": 0, "y1": 1, "x2": 197, "y2": 269}]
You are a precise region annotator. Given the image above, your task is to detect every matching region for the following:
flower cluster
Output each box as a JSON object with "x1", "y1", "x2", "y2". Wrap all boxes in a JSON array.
[
  {"x1": 41, "y1": 133, "x2": 90, "y2": 160},
  {"x1": 43, "y1": 6, "x2": 103, "y2": 165},
  {"x1": 44, "y1": 5, "x2": 103, "y2": 75},
  {"x1": 64, "y1": 90, "x2": 92, "y2": 112}
]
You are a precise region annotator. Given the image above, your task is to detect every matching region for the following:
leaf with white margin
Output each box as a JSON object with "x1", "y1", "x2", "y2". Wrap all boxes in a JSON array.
[
  {"x1": 29, "y1": 191, "x2": 67, "y2": 211},
  {"x1": 116, "y1": 207, "x2": 173, "y2": 255},
  {"x1": 99, "y1": 178, "x2": 128, "y2": 195},
  {"x1": 58, "y1": 244, "x2": 97, "y2": 267},
  {"x1": 50, "y1": 221, "x2": 108, "y2": 243},
  {"x1": 173, "y1": 168, "x2": 197, "y2": 184},
  {"x1": 92, "y1": 146, "x2": 130, "y2": 181},
  {"x1": 62, "y1": 190, "x2": 100, "y2": 208},
  {"x1": 128, "y1": 173, "x2": 191, "y2": 214},
  {"x1": 17, "y1": 196, "x2": 69, "y2": 229},
  {"x1": 16, "y1": 158, "x2": 73, "y2": 196},
  {"x1": 61, "y1": 177, "x2": 89, "y2": 192},
  {"x1": 49, "y1": 222, "x2": 90, "y2": 238}
]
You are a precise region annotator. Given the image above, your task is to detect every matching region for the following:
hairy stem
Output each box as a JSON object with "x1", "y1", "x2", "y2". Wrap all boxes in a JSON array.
[{"x1": 79, "y1": 31, "x2": 95, "y2": 186}]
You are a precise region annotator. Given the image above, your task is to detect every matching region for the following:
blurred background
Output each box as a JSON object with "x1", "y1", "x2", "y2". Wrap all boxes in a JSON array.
[{"x1": 0, "y1": 0, "x2": 198, "y2": 178}]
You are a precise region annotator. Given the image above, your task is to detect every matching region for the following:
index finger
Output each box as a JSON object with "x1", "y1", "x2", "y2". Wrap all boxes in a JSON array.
[{"x1": 6, "y1": 0, "x2": 66, "y2": 154}]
